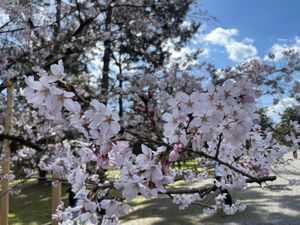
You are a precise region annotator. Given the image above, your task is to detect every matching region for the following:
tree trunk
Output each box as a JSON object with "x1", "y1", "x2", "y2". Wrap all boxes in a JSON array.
[
  {"x1": 38, "y1": 168, "x2": 47, "y2": 183},
  {"x1": 0, "y1": 80, "x2": 14, "y2": 225},
  {"x1": 101, "y1": 0, "x2": 113, "y2": 105}
]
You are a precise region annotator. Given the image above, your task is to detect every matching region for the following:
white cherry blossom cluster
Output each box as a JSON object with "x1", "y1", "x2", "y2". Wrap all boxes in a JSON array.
[
  {"x1": 101, "y1": 215, "x2": 120, "y2": 225},
  {"x1": 284, "y1": 120, "x2": 300, "y2": 152},
  {"x1": 52, "y1": 202, "x2": 74, "y2": 225},
  {"x1": 100, "y1": 200, "x2": 131, "y2": 217},
  {"x1": 83, "y1": 100, "x2": 121, "y2": 168},
  {"x1": 215, "y1": 194, "x2": 246, "y2": 215},
  {"x1": 203, "y1": 206, "x2": 217, "y2": 216},
  {"x1": 163, "y1": 79, "x2": 257, "y2": 150},
  {"x1": 22, "y1": 61, "x2": 300, "y2": 224},
  {"x1": 172, "y1": 193, "x2": 202, "y2": 210},
  {"x1": 23, "y1": 60, "x2": 81, "y2": 120},
  {"x1": 223, "y1": 200, "x2": 246, "y2": 215},
  {"x1": 203, "y1": 194, "x2": 246, "y2": 216},
  {"x1": 161, "y1": 79, "x2": 299, "y2": 190},
  {"x1": 38, "y1": 141, "x2": 76, "y2": 180},
  {"x1": 115, "y1": 144, "x2": 174, "y2": 201}
]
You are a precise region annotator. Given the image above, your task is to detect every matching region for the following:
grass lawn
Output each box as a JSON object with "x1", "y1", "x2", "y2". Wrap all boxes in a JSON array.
[
  {"x1": 2, "y1": 162, "x2": 212, "y2": 225},
  {"x1": 3, "y1": 177, "x2": 211, "y2": 225},
  {"x1": 2, "y1": 177, "x2": 300, "y2": 225},
  {"x1": 5, "y1": 181, "x2": 70, "y2": 225},
  {"x1": 4, "y1": 179, "x2": 215, "y2": 225},
  {"x1": 2, "y1": 154, "x2": 300, "y2": 225}
]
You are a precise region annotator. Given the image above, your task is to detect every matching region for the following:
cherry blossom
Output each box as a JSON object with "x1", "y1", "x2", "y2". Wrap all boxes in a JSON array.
[
  {"x1": 1, "y1": 2, "x2": 299, "y2": 225},
  {"x1": 18, "y1": 60, "x2": 300, "y2": 224}
]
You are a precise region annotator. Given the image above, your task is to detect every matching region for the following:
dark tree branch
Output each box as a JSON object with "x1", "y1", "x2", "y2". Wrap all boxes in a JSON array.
[
  {"x1": 0, "y1": 134, "x2": 45, "y2": 152},
  {"x1": 215, "y1": 133, "x2": 222, "y2": 159},
  {"x1": 54, "y1": 0, "x2": 62, "y2": 37},
  {"x1": 101, "y1": 0, "x2": 114, "y2": 105},
  {"x1": 164, "y1": 185, "x2": 216, "y2": 195}
]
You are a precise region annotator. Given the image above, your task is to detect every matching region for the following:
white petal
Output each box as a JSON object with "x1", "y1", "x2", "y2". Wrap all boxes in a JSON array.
[
  {"x1": 90, "y1": 99, "x2": 106, "y2": 112},
  {"x1": 141, "y1": 144, "x2": 152, "y2": 156},
  {"x1": 51, "y1": 87, "x2": 63, "y2": 95},
  {"x1": 23, "y1": 87, "x2": 34, "y2": 98},
  {"x1": 31, "y1": 93, "x2": 45, "y2": 106},
  {"x1": 190, "y1": 92, "x2": 200, "y2": 102},
  {"x1": 47, "y1": 75, "x2": 59, "y2": 83},
  {"x1": 64, "y1": 98, "x2": 77, "y2": 112},
  {"x1": 50, "y1": 60, "x2": 64, "y2": 78},
  {"x1": 25, "y1": 76, "x2": 43, "y2": 90},
  {"x1": 162, "y1": 113, "x2": 173, "y2": 122},
  {"x1": 111, "y1": 122, "x2": 121, "y2": 134},
  {"x1": 178, "y1": 92, "x2": 189, "y2": 102},
  {"x1": 63, "y1": 91, "x2": 75, "y2": 98}
]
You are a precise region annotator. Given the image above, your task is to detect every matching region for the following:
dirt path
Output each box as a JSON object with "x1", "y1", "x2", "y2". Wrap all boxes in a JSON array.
[{"x1": 121, "y1": 152, "x2": 300, "y2": 225}]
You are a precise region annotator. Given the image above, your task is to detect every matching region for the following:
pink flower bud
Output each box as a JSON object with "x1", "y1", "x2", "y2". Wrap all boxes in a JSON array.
[
  {"x1": 177, "y1": 142, "x2": 184, "y2": 151},
  {"x1": 173, "y1": 142, "x2": 184, "y2": 152},
  {"x1": 169, "y1": 149, "x2": 179, "y2": 162},
  {"x1": 173, "y1": 144, "x2": 179, "y2": 152}
]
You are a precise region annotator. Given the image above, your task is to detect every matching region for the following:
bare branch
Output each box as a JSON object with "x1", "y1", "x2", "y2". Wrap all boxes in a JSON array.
[{"x1": 0, "y1": 134, "x2": 45, "y2": 152}]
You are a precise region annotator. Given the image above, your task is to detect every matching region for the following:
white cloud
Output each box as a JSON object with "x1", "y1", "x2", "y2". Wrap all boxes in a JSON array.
[
  {"x1": 205, "y1": 28, "x2": 238, "y2": 45},
  {"x1": 204, "y1": 27, "x2": 257, "y2": 62},
  {"x1": 266, "y1": 97, "x2": 300, "y2": 119},
  {"x1": 266, "y1": 37, "x2": 300, "y2": 61},
  {"x1": 226, "y1": 42, "x2": 257, "y2": 62}
]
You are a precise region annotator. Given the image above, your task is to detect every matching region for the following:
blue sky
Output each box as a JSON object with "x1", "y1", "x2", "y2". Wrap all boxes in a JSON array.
[
  {"x1": 200, "y1": 0, "x2": 300, "y2": 67},
  {"x1": 202, "y1": 0, "x2": 300, "y2": 59},
  {"x1": 193, "y1": 0, "x2": 300, "y2": 121},
  {"x1": 202, "y1": 0, "x2": 300, "y2": 40}
]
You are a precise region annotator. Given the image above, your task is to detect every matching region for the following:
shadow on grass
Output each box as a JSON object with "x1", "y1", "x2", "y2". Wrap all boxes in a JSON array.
[
  {"x1": 8, "y1": 182, "x2": 70, "y2": 225},
  {"x1": 121, "y1": 183, "x2": 300, "y2": 225}
]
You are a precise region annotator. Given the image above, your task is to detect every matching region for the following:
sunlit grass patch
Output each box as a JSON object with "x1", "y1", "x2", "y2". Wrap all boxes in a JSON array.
[{"x1": 4, "y1": 181, "x2": 70, "y2": 225}]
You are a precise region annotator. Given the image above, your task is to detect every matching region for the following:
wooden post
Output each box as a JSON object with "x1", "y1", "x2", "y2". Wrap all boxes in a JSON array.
[
  {"x1": 51, "y1": 178, "x2": 61, "y2": 225},
  {"x1": 0, "y1": 80, "x2": 14, "y2": 225}
]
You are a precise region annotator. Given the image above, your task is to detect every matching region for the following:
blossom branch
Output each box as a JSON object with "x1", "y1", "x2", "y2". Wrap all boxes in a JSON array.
[
  {"x1": 164, "y1": 186, "x2": 216, "y2": 196},
  {"x1": 57, "y1": 80, "x2": 90, "y2": 107},
  {"x1": 123, "y1": 130, "x2": 276, "y2": 184}
]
